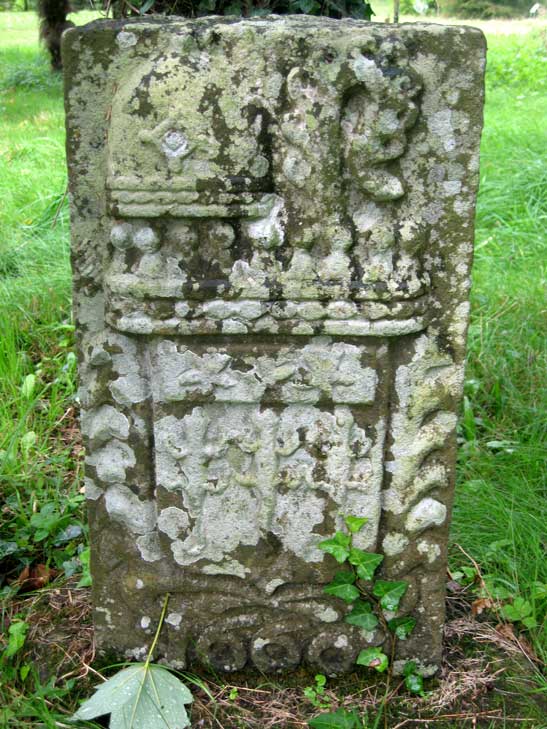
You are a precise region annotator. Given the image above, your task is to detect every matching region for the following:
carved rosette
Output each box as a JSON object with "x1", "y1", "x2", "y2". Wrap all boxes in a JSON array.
[{"x1": 64, "y1": 16, "x2": 485, "y2": 675}]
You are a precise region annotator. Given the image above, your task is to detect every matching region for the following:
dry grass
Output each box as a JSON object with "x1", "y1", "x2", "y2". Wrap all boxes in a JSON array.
[
  {"x1": 4, "y1": 580, "x2": 94, "y2": 685},
  {"x1": 6, "y1": 582, "x2": 544, "y2": 728}
]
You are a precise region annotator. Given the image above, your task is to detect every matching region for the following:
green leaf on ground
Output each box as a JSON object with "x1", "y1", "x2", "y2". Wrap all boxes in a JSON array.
[
  {"x1": 372, "y1": 580, "x2": 408, "y2": 611},
  {"x1": 21, "y1": 374, "x2": 36, "y2": 399},
  {"x1": 3, "y1": 620, "x2": 28, "y2": 660},
  {"x1": 319, "y1": 532, "x2": 351, "y2": 563},
  {"x1": 347, "y1": 548, "x2": 383, "y2": 580},
  {"x1": 323, "y1": 572, "x2": 359, "y2": 603},
  {"x1": 501, "y1": 596, "x2": 534, "y2": 624},
  {"x1": 405, "y1": 671, "x2": 424, "y2": 695},
  {"x1": 70, "y1": 663, "x2": 193, "y2": 729},
  {"x1": 343, "y1": 516, "x2": 368, "y2": 534},
  {"x1": 403, "y1": 661, "x2": 425, "y2": 694},
  {"x1": 356, "y1": 647, "x2": 389, "y2": 673},
  {"x1": 344, "y1": 600, "x2": 378, "y2": 631},
  {"x1": 387, "y1": 616, "x2": 416, "y2": 639},
  {"x1": 308, "y1": 706, "x2": 361, "y2": 728}
]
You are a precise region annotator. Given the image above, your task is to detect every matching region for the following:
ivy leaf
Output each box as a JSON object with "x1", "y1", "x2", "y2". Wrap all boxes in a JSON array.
[
  {"x1": 343, "y1": 516, "x2": 368, "y2": 534},
  {"x1": 356, "y1": 647, "x2": 389, "y2": 673},
  {"x1": 319, "y1": 532, "x2": 351, "y2": 564},
  {"x1": 308, "y1": 706, "x2": 361, "y2": 728},
  {"x1": 387, "y1": 616, "x2": 416, "y2": 640},
  {"x1": 349, "y1": 0, "x2": 375, "y2": 20},
  {"x1": 323, "y1": 572, "x2": 359, "y2": 603},
  {"x1": 347, "y1": 549, "x2": 383, "y2": 580},
  {"x1": 344, "y1": 601, "x2": 378, "y2": 631},
  {"x1": 372, "y1": 580, "x2": 408, "y2": 611},
  {"x1": 403, "y1": 662, "x2": 424, "y2": 694},
  {"x1": 405, "y1": 671, "x2": 424, "y2": 695},
  {"x1": 70, "y1": 663, "x2": 193, "y2": 729}
]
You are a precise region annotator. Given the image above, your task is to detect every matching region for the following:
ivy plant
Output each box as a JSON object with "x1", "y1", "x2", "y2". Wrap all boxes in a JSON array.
[
  {"x1": 108, "y1": 0, "x2": 375, "y2": 21},
  {"x1": 306, "y1": 515, "x2": 426, "y2": 728},
  {"x1": 307, "y1": 516, "x2": 425, "y2": 727},
  {"x1": 319, "y1": 515, "x2": 417, "y2": 672}
]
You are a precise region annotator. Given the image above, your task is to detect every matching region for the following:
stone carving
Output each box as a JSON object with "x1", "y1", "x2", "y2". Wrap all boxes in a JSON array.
[{"x1": 64, "y1": 16, "x2": 485, "y2": 675}]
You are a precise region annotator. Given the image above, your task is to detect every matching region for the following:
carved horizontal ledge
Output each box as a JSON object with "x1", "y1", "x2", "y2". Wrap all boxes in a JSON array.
[
  {"x1": 106, "y1": 295, "x2": 429, "y2": 335},
  {"x1": 110, "y1": 190, "x2": 270, "y2": 206},
  {"x1": 108, "y1": 180, "x2": 270, "y2": 196},
  {"x1": 111, "y1": 201, "x2": 274, "y2": 219},
  {"x1": 106, "y1": 312, "x2": 426, "y2": 337},
  {"x1": 106, "y1": 275, "x2": 430, "y2": 302}
]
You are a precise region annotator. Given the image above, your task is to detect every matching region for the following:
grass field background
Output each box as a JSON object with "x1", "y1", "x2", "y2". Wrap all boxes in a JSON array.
[{"x1": 0, "y1": 9, "x2": 546, "y2": 727}]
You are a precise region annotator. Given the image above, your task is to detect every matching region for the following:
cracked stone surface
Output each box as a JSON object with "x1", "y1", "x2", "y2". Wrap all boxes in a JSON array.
[{"x1": 63, "y1": 15, "x2": 485, "y2": 675}]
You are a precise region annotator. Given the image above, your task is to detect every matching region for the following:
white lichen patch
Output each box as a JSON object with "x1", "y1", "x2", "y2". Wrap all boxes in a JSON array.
[
  {"x1": 95, "y1": 606, "x2": 112, "y2": 627},
  {"x1": 84, "y1": 477, "x2": 103, "y2": 501},
  {"x1": 81, "y1": 405, "x2": 130, "y2": 445},
  {"x1": 316, "y1": 606, "x2": 339, "y2": 623},
  {"x1": 124, "y1": 645, "x2": 148, "y2": 661},
  {"x1": 157, "y1": 506, "x2": 189, "y2": 540},
  {"x1": 406, "y1": 498, "x2": 447, "y2": 533},
  {"x1": 393, "y1": 659, "x2": 438, "y2": 677},
  {"x1": 417, "y1": 539, "x2": 441, "y2": 563},
  {"x1": 166, "y1": 612, "x2": 183, "y2": 628},
  {"x1": 264, "y1": 578, "x2": 285, "y2": 595},
  {"x1": 116, "y1": 31, "x2": 137, "y2": 49},
  {"x1": 427, "y1": 109, "x2": 456, "y2": 152},
  {"x1": 243, "y1": 194, "x2": 286, "y2": 249},
  {"x1": 253, "y1": 638, "x2": 269, "y2": 650},
  {"x1": 104, "y1": 485, "x2": 155, "y2": 535},
  {"x1": 202, "y1": 560, "x2": 249, "y2": 578},
  {"x1": 382, "y1": 532, "x2": 409, "y2": 556},
  {"x1": 136, "y1": 532, "x2": 161, "y2": 563}
]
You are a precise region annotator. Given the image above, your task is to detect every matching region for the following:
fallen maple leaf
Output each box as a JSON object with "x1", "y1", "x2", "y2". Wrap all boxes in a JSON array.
[
  {"x1": 472, "y1": 597, "x2": 494, "y2": 617},
  {"x1": 496, "y1": 623, "x2": 539, "y2": 663},
  {"x1": 495, "y1": 622, "x2": 517, "y2": 641},
  {"x1": 16, "y1": 564, "x2": 57, "y2": 591}
]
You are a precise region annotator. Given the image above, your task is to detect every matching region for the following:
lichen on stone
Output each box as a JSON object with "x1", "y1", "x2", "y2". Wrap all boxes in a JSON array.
[{"x1": 64, "y1": 15, "x2": 485, "y2": 674}]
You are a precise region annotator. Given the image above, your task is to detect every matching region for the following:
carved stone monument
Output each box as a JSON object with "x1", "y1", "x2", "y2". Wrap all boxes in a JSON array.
[{"x1": 64, "y1": 16, "x2": 485, "y2": 675}]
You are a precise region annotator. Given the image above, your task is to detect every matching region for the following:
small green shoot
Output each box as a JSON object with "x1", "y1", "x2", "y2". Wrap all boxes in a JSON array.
[{"x1": 303, "y1": 674, "x2": 331, "y2": 710}]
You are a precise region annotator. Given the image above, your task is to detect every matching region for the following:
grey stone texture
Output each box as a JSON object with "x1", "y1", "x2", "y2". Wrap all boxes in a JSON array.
[{"x1": 64, "y1": 15, "x2": 485, "y2": 675}]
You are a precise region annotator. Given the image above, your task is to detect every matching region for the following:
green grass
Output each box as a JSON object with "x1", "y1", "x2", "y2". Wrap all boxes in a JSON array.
[
  {"x1": 450, "y1": 31, "x2": 547, "y2": 666},
  {"x1": 0, "y1": 10, "x2": 546, "y2": 728}
]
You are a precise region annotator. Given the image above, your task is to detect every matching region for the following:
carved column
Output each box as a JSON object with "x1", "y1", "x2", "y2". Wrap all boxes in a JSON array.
[{"x1": 64, "y1": 17, "x2": 485, "y2": 674}]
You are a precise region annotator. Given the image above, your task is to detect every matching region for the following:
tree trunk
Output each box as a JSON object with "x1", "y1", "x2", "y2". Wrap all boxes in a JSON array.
[{"x1": 38, "y1": 0, "x2": 75, "y2": 71}]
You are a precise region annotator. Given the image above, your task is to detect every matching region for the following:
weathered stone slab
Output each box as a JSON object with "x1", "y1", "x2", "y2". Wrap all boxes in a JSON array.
[{"x1": 63, "y1": 16, "x2": 485, "y2": 675}]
